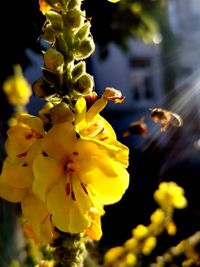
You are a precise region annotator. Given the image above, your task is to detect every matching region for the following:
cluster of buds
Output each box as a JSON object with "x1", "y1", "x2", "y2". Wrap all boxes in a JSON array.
[
  {"x1": 151, "y1": 231, "x2": 200, "y2": 267},
  {"x1": 103, "y1": 182, "x2": 188, "y2": 267},
  {"x1": 33, "y1": 0, "x2": 95, "y2": 103}
]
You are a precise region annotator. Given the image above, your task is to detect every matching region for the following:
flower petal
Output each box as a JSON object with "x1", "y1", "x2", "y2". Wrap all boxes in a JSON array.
[
  {"x1": 33, "y1": 154, "x2": 63, "y2": 201},
  {"x1": 41, "y1": 122, "x2": 76, "y2": 162},
  {"x1": 85, "y1": 207, "x2": 102, "y2": 240},
  {"x1": 1, "y1": 158, "x2": 33, "y2": 188},
  {"x1": 5, "y1": 125, "x2": 35, "y2": 161},
  {"x1": 75, "y1": 97, "x2": 87, "y2": 132},
  {"x1": 47, "y1": 180, "x2": 90, "y2": 233},
  {"x1": 0, "y1": 181, "x2": 27, "y2": 202},
  {"x1": 21, "y1": 194, "x2": 52, "y2": 243},
  {"x1": 86, "y1": 165, "x2": 129, "y2": 205},
  {"x1": 16, "y1": 114, "x2": 45, "y2": 136},
  {"x1": 75, "y1": 140, "x2": 129, "y2": 205}
]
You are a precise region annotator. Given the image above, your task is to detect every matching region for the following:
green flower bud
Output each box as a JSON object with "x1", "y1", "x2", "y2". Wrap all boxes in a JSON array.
[
  {"x1": 32, "y1": 78, "x2": 55, "y2": 99},
  {"x1": 75, "y1": 21, "x2": 91, "y2": 41},
  {"x1": 76, "y1": 73, "x2": 94, "y2": 95},
  {"x1": 72, "y1": 61, "x2": 86, "y2": 81},
  {"x1": 68, "y1": 0, "x2": 82, "y2": 9},
  {"x1": 44, "y1": 48, "x2": 64, "y2": 72},
  {"x1": 74, "y1": 38, "x2": 95, "y2": 60},
  {"x1": 64, "y1": 9, "x2": 84, "y2": 30},
  {"x1": 42, "y1": 23, "x2": 56, "y2": 45},
  {"x1": 46, "y1": 11, "x2": 63, "y2": 32}
]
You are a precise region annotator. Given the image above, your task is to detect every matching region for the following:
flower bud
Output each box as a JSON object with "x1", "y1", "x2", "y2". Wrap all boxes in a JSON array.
[
  {"x1": 74, "y1": 38, "x2": 95, "y2": 60},
  {"x1": 165, "y1": 221, "x2": 177, "y2": 236},
  {"x1": 32, "y1": 78, "x2": 55, "y2": 99},
  {"x1": 75, "y1": 22, "x2": 91, "y2": 40},
  {"x1": 104, "y1": 247, "x2": 124, "y2": 264},
  {"x1": 150, "y1": 208, "x2": 165, "y2": 226},
  {"x1": 50, "y1": 102, "x2": 74, "y2": 124},
  {"x1": 72, "y1": 61, "x2": 86, "y2": 82},
  {"x1": 65, "y1": 9, "x2": 84, "y2": 30},
  {"x1": 46, "y1": 11, "x2": 63, "y2": 32},
  {"x1": 68, "y1": 0, "x2": 82, "y2": 9},
  {"x1": 76, "y1": 73, "x2": 94, "y2": 95},
  {"x1": 44, "y1": 48, "x2": 64, "y2": 72},
  {"x1": 125, "y1": 253, "x2": 137, "y2": 266},
  {"x1": 132, "y1": 224, "x2": 149, "y2": 240},
  {"x1": 42, "y1": 23, "x2": 56, "y2": 45},
  {"x1": 142, "y1": 236, "x2": 157, "y2": 255}
]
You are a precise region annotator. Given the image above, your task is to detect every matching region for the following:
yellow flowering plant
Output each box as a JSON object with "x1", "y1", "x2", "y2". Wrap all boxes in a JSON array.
[
  {"x1": 0, "y1": 0, "x2": 130, "y2": 265},
  {"x1": 0, "y1": 0, "x2": 200, "y2": 267}
]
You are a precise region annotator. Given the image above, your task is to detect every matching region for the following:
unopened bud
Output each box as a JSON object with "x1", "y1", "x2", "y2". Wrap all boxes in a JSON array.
[
  {"x1": 65, "y1": 9, "x2": 84, "y2": 30},
  {"x1": 72, "y1": 61, "x2": 86, "y2": 81},
  {"x1": 44, "y1": 48, "x2": 64, "y2": 72},
  {"x1": 76, "y1": 73, "x2": 94, "y2": 95},
  {"x1": 165, "y1": 221, "x2": 177, "y2": 236},
  {"x1": 42, "y1": 23, "x2": 56, "y2": 45},
  {"x1": 75, "y1": 22, "x2": 91, "y2": 40},
  {"x1": 50, "y1": 102, "x2": 74, "y2": 124},
  {"x1": 46, "y1": 11, "x2": 63, "y2": 32},
  {"x1": 74, "y1": 38, "x2": 95, "y2": 60},
  {"x1": 68, "y1": 0, "x2": 82, "y2": 9},
  {"x1": 142, "y1": 236, "x2": 157, "y2": 255},
  {"x1": 32, "y1": 78, "x2": 55, "y2": 99}
]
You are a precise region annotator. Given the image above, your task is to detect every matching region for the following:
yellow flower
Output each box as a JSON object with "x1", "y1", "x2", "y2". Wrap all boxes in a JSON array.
[
  {"x1": 154, "y1": 182, "x2": 187, "y2": 210},
  {"x1": 0, "y1": 114, "x2": 44, "y2": 199},
  {"x1": 75, "y1": 96, "x2": 129, "y2": 168},
  {"x1": 0, "y1": 114, "x2": 53, "y2": 243},
  {"x1": 32, "y1": 121, "x2": 129, "y2": 239},
  {"x1": 3, "y1": 65, "x2": 32, "y2": 106}
]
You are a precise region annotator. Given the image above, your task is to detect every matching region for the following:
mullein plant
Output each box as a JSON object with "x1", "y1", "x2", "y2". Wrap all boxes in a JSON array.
[
  {"x1": 0, "y1": 0, "x2": 129, "y2": 266},
  {"x1": 1, "y1": 1, "x2": 197, "y2": 267},
  {"x1": 103, "y1": 182, "x2": 188, "y2": 267}
]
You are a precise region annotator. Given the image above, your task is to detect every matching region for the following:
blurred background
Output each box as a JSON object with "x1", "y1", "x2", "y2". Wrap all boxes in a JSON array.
[{"x1": 1, "y1": 0, "x2": 200, "y2": 266}]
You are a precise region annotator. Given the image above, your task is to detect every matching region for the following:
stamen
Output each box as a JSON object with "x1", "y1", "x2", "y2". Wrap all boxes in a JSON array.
[
  {"x1": 70, "y1": 174, "x2": 76, "y2": 201},
  {"x1": 71, "y1": 190, "x2": 76, "y2": 201},
  {"x1": 17, "y1": 151, "x2": 27, "y2": 158},
  {"x1": 81, "y1": 182, "x2": 88, "y2": 194},
  {"x1": 66, "y1": 182, "x2": 71, "y2": 195}
]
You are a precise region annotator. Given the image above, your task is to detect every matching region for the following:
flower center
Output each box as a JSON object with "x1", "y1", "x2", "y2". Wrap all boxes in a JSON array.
[{"x1": 64, "y1": 151, "x2": 88, "y2": 201}]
